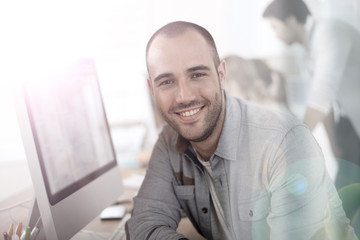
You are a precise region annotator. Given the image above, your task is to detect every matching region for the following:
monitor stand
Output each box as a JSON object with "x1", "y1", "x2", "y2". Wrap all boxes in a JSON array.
[
  {"x1": 27, "y1": 198, "x2": 46, "y2": 240},
  {"x1": 27, "y1": 199, "x2": 112, "y2": 240}
]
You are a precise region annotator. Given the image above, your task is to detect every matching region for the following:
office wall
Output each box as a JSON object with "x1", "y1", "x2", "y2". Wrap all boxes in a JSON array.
[
  {"x1": 1, "y1": 0, "x2": 359, "y2": 163},
  {"x1": 0, "y1": 0, "x2": 273, "y2": 163}
]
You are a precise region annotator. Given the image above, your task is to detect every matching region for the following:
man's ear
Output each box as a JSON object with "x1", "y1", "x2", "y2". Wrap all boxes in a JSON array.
[
  {"x1": 286, "y1": 15, "x2": 299, "y2": 26},
  {"x1": 217, "y1": 60, "x2": 227, "y2": 90},
  {"x1": 147, "y1": 77, "x2": 154, "y2": 96}
]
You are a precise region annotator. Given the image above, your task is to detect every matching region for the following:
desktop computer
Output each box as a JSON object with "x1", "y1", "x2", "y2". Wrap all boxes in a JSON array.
[{"x1": 14, "y1": 58, "x2": 124, "y2": 240}]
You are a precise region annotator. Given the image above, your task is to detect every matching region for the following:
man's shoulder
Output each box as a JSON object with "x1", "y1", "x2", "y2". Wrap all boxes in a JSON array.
[
  {"x1": 233, "y1": 97, "x2": 303, "y2": 134},
  {"x1": 315, "y1": 18, "x2": 360, "y2": 38}
]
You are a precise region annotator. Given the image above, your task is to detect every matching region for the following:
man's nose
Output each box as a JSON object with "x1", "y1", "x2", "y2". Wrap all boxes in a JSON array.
[{"x1": 175, "y1": 79, "x2": 196, "y2": 104}]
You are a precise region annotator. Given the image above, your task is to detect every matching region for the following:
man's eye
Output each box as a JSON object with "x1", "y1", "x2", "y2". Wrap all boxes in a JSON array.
[
  {"x1": 192, "y1": 73, "x2": 205, "y2": 78},
  {"x1": 159, "y1": 79, "x2": 173, "y2": 86}
]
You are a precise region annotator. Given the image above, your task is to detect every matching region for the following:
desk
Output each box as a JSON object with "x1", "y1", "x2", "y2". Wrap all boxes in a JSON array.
[{"x1": 0, "y1": 167, "x2": 205, "y2": 240}]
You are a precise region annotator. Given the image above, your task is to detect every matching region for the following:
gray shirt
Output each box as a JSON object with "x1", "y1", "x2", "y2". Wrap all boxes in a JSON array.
[
  {"x1": 127, "y1": 92, "x2": 355, "y2": 240},
  {"x1": 196, "y1": 151, "x2": 232, "y2": 239}
]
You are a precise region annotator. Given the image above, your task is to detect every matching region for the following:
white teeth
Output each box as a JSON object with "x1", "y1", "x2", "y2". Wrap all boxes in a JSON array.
[{"x1": 180, "y1": 108, "x2": 200, "y2": 117}]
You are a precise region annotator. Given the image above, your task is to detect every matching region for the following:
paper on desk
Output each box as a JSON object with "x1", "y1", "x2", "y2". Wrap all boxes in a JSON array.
[{"x1": 123, "y1": 173, "x2": 145, "y2": 189}]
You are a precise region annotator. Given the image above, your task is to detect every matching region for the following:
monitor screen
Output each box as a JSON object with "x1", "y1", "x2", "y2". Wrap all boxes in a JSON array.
[
  {"x1": 24, "y1": 59, "x2": 116, "y2": 205},
  {"x1": 15, "y1": 58, "x2": 124, "y2": 240}
]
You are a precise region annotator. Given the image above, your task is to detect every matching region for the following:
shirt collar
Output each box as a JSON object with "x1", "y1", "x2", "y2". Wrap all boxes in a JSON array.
[
  {"x1": 213, "y1": 91, "x2": 241, "y2": 161},
  {"x1": 306, "y1": 17, "x2": 316, "y2": 44},
  {"x1": 175, "y1": 133, "x2": 190, "y2": 153},
  {"x1": 175, "y1": 91, "x2": 241, "y2": 161}
]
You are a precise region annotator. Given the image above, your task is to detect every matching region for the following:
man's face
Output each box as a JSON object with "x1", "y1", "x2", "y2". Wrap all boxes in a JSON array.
[
  {"x1": 268, "y1": 17, "x2": 298, "y2": 45},
  {"x1": 147, "y1": 30, "x2": 226, "y2": 142}
]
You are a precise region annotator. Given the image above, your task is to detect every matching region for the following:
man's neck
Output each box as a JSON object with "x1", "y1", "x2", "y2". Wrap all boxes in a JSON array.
[
  {"x1": 298, "y1": 17, "x2": 315, "y2": 49},
  {"x1": 296, "y1": 24, "x2": 308, "y2": 48},
  {"x1": 190, "y1": 104, "x2": 226, "y2": 162}
]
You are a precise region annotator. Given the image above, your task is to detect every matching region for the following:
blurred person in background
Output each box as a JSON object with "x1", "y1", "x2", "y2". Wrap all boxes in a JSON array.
[
  {"x1": 223, "y1": 55, "x2": 288, "y2": 110},
  {"x1": 263, "y1": 0, "x2": 360, "y2": 234}
]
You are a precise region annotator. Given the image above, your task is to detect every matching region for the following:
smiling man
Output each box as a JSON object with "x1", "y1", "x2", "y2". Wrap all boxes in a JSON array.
[
  {"x1": 146, "y1": 23, "x2": 226, "y2": 161},
  {"x1": 126, "y1": 21, "x2": 356, "y2": 240}
]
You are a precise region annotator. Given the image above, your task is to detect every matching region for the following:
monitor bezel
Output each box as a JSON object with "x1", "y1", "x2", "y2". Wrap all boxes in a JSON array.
[
  {"x1": 14, "y1": 58, "x2": 124, "y2": 240},
  {"x1": 22, "y1": 67, "x2": 118, "y2": 205}
]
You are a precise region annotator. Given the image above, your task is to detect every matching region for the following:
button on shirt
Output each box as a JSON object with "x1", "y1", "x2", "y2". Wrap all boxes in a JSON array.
[
  {"x1": 127, "y1": 92, "x2": 355, "y2": 240},
  {"x1": 196, "y1": 150, "x2": 233, "y2": 239}
]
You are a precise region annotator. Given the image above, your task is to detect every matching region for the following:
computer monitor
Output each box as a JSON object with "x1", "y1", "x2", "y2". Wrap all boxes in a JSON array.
[{"x1": 14, "y1": 58, "x2": 124, "y2": 240}]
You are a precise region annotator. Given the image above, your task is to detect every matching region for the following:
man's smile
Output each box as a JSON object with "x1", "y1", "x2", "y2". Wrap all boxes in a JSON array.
[
  {"x1": 176, "y1": 107, "x2": 202, "y2": 117},
  {"x1": 174, "y1": 106, "x2": 205, "y2": 121}
]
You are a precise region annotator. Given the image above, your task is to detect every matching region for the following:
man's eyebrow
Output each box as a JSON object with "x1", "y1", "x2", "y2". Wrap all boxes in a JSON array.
[
  {"x1": 153, "y1": 73, "x2": 174, "y2": 82},
  {"x1": 187, "y1": 65, "x2": 210, "y2": 73},
  {"x1": 153, "y1": 65, "x2": 210, "y2": 82}
]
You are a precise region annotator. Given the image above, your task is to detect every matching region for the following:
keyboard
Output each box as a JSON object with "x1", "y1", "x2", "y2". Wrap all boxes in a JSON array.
[{"x1": 108, "y1": 213, "x2": 131, "y2": 240}]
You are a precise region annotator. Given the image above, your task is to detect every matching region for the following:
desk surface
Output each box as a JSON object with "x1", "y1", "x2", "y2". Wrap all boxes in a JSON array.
[{"x1": 0, "y1": 166, "x2": 205, "y2": 240}]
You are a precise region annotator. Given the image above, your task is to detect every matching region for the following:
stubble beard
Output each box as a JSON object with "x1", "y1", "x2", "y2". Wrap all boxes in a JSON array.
[{"x1": 160, "y1": 83, "x2": 223, "y2": 143}]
